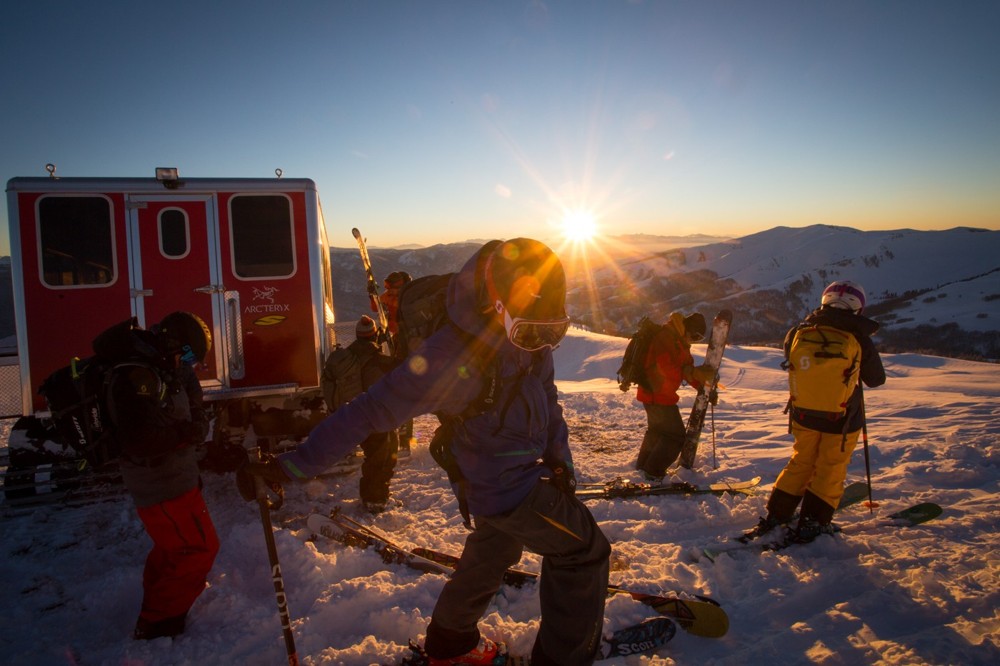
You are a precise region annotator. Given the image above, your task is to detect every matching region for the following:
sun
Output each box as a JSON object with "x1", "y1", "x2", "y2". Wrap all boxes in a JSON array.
[{"x1": 561, "y1": 210, "x2": 598, "y2": 243}]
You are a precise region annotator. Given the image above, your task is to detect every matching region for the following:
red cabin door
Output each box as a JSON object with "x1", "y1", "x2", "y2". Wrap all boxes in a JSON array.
[{"x1": 128, "y1": 195, "x2": 223, "y2": 385}]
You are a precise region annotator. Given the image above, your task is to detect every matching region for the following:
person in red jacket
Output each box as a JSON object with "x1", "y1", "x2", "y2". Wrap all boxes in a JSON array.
[{"x1": 634, "y1": 311, "x2": 714, "y2": 481}]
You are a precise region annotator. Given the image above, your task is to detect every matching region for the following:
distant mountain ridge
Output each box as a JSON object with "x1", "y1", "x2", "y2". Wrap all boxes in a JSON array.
[{"x1": 572, "y1": 225, "x2": 999, "y2": 358}]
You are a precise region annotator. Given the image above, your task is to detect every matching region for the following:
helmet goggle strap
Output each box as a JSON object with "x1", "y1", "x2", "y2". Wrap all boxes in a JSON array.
[
  {"x1": 179, "y1": 344, "x2": 200, "y2": 367},
  {"x1": 495, "y1": 300, "x2": 569, "y2": 351}
]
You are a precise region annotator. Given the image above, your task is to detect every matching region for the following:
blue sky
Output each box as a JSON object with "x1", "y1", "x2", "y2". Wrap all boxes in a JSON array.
[{"x1": 2, "y1": 0, "x2": 998, "y2": 255}]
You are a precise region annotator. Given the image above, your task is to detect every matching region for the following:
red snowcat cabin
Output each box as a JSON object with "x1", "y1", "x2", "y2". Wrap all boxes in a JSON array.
[{"x1": 5, "y1": 169, "x2": 338, "y2": 472}]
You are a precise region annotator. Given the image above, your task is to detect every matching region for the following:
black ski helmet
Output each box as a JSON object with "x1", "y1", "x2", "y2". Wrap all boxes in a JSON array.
[
  {"x1": 682, "y1": 313, "x2": 707, "y2": 341},
  {"x1": 483, "y1": 238, "x2": 570, "y2": 351},
  {"x1": 157, "y1": 311, "x2": 212, "y2": 363},
  {"x1": 484, "y1": 238, "x2": 567, "y2": 321}
]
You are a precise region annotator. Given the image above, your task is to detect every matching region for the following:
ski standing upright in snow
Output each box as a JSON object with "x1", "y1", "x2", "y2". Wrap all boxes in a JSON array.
[{"x1": 679, "y1": 309, "x2": 733, "y2": 469}]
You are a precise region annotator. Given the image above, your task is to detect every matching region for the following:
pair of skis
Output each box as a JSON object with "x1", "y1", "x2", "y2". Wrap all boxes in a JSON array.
[
  {"x1": 575, "y1": 475, "x2": 760, "y2": 501},
  {"x1": 352, "y1": 227, "x2": 395, "y2": 356},
  {"x1": 353, "y1": 227, "x2": 411, "y2": 457},
  {"x1": 306, "y1": 510, "x2": 730, "y2": 640}
]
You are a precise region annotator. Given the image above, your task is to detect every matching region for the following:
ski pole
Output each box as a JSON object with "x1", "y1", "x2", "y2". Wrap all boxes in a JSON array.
[
  {"x1": 709, "y1": 399, "x2": 718, "y2": 469},
  {"x1": 859, "y1": 386, "x2": 877, "y2": 513},
  {"x1": 245, "y1": 428, "x2": 299, "y2": 666},
  {"x1": 255, "y1": 475, "x2": 299, "y2": 665}
]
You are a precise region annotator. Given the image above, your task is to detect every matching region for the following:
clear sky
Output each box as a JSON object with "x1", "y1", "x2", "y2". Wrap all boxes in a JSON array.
[{"x1": 2, "y1": 0, "x2": 998, "y2": 255}]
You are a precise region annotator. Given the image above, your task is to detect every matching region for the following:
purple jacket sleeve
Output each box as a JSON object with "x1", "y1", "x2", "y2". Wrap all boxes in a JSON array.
[{"x1": 279, "y1": 326, "x2": 486, "y2": 479}]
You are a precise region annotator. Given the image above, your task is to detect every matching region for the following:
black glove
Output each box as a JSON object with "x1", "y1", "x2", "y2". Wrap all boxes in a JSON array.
[
  {"x1": 236, "y1": 453, "x2": 291, "y2": 502},
  {"x1": 708, "y1": 387, "x2": 719, "y2": 406},
  {"x1": 546, "y1": 458, "x2": 577, "y2": 496}
]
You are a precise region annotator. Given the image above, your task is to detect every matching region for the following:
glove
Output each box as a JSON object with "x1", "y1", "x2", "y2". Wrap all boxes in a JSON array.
[
  {"x1": 684, "y1": 364, "x2": 716, "y2": 387},
  {"x1": 708, "y1": 386, "x2": 719, "y2": 406},
  {"x1": 546, "y1": 458, "x2": 577, "y2": 496},
  {"x1": 236, "y1": 453, "x2": 291, "y2": 502}
]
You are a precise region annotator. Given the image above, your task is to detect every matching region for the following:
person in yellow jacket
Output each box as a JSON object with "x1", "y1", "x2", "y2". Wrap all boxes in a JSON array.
[
  {"x1": 746, "y1": 281, "x2": 886, "y2": 544},
  {"x1": 634, "y1": 311, "x2": 714, "y2": 481}
]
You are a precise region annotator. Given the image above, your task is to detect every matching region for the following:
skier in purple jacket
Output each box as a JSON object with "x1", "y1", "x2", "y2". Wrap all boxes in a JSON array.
[{"x1": 241, "y1": 238, "x2": 610, "y2": 665}]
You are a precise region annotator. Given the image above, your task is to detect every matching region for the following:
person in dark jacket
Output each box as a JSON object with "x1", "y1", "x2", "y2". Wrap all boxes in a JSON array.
[
  {"x1": 634, "y1": 311, "x2": 713, "y2": 480},
  {"x1": 748, "y1": 281, "x2": 886, "y2": 544},
  {"x1": 98, "y1": 312, "x2": 218, "y2": 640},
  {"x1": 242, "y1": 238, "x2": 610, "y2": 665},
  {"x1": 321, "y1": 315, "x2": 399, "y2": 513},
  {"x1": 376, "y1": 271, "x2": 416, "y2": 453}
]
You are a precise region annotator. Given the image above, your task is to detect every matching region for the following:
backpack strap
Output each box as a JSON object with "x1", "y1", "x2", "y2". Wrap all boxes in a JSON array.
[{"x1": 427, "y1": 420, "x2": 473, "y2": 529}]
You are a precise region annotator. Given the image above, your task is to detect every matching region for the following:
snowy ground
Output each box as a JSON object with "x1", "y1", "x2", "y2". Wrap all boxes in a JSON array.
[{"x1": 1, "y1": 328, "x2": 998, "y2": 665}]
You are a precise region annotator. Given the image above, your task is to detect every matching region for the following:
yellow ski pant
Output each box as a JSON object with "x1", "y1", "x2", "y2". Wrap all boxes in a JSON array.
[{"x1": 774, "y1": 422, "x2": 861, "y2": 510}]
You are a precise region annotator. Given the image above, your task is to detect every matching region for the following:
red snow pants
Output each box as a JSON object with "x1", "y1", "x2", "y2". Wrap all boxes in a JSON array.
[{"x1": 135, "y1": 486, "x2": 220, "y2": 622}]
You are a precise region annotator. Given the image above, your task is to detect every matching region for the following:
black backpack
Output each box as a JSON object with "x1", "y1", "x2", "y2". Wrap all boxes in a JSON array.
[
  {"x1": 37, "y1": 317, "x2": 164, "y2": 469},
  {"x1": 395, "y1": 273, "x2": 454, "y2": 358},
  {"x1": 616, "y1": 316, "x2": 663, "y2": 392},
  {"x1": 321, "y1": 345, "x2": 365, "y2": 411},
  {"x1": 38, "y1": 355, "x2": 121, "y2": 469}
]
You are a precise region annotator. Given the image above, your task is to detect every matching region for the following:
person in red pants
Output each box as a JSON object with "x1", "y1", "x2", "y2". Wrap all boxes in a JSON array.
[{"x1": 94, "y1": 311, "x2": 219, "y2": 640}]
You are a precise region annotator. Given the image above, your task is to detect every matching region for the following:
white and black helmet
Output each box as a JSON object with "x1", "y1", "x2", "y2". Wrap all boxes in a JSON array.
[{"x1": 821, "y1": 280, "x2": 866, "y2": 313}]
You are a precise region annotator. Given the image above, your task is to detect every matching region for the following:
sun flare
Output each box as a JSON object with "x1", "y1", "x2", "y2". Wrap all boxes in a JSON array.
[{"x1": 561, "y1": 210, "x2": 598, "y2": 243}]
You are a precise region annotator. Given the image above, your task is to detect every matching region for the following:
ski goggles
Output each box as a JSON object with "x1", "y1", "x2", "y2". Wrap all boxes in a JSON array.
[{"x1": 498, "y1": 303, "x2": 570, "y2": 351}]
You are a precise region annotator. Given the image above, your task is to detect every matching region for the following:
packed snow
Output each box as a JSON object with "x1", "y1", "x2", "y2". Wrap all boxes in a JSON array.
[{"x1": 1, "y1": 327, "x2": 998, "y2": 665}]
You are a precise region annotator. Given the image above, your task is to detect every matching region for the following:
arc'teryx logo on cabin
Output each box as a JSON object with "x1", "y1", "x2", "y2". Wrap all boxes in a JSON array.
[
  {"x1": 252, "y1": 286, "x2": 279, "y2": 304},
  {"x1": 245, "y1": 284, "x2": 290, "y2": 323}
]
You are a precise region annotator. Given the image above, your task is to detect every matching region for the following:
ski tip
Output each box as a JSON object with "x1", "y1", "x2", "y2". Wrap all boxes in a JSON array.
[
  {"x1": 694, "y1": 593, "x2": 722, "y2": 607},
  {"x1": 351, "y1": 227, "x2": 362, "y2": 237},
  {"x1": 890, "y1": 502, "x2": 943, "y2": 525},
  {"x1": 599, "y1": 617, "x2": 677, "y2": 659}
]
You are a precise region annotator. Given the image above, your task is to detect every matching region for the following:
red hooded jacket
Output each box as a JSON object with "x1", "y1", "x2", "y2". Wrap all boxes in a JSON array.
[{"x1": 636, "y1": 312, "x2": 697, "y2": 406}]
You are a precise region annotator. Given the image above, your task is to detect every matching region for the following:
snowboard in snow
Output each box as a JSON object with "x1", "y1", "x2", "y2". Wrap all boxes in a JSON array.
[
  {"x1": 679, "y1": 309, "x2": 733, "y2": 469},
  {"x1": 398, "y1": 616, "x2": 676, "y2": 665}
]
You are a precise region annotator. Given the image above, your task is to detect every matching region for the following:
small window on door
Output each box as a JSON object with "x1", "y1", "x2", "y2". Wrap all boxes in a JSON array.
[
  {"x1": 159, "y1": 208, "x2": 190, "y2": 259},
  {"x1": 230, "y1": 194, "x2": 295, "y2": 279},
  {"x1": 38, "y1": 195, "x2": 116, "y2": 287}
]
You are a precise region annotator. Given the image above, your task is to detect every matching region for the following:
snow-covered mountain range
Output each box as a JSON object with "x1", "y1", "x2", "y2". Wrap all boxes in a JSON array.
[{"x1": 331, "y1": 225, "x2": 999, "y2": 359}]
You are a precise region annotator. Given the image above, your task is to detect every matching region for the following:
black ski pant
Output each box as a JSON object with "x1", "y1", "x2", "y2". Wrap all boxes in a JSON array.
[
  {"x1": 359, "y1": 430, "x2": 398, "y2": 504},
  {"x1": 425, "y1": 480, "x2": 611, "y2": 665},
  {"x1": 636, "y1": 402, "x2": 685, "y2": 477}
]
